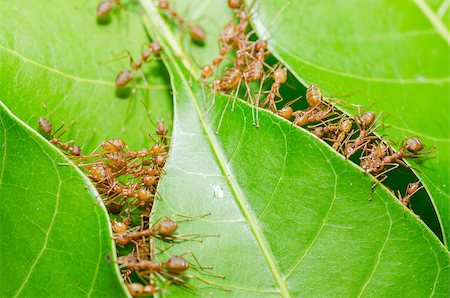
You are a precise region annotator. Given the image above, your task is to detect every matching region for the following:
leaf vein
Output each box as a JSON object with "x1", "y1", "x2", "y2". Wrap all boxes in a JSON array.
[
  {"x1": 13, "y1": 150, "x2": 62, "y2": 297},
  {"x1": 357, "y1": 196, "x2": 393, "y2": 297},
  {"x1": 0, "y1": 44, "x2": 168, "y2": 90},
  {"x1": 283, "y1": 140, "x2": 338, "y2": 279}
]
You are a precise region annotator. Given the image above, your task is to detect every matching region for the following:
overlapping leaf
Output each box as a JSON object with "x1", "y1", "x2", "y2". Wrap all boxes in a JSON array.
[
  {"x1": 141, "y1": 3, "x2": 450, "y2": 296},
  {"x1": 249, "y1": 0, "x2": 450, "y2": 246},
  {"x1": 0, "y1": 102, "x2": 128, "y2": 297},
  {"x1": 0, "y1": 0, "x2": 172, "y2": 152}
]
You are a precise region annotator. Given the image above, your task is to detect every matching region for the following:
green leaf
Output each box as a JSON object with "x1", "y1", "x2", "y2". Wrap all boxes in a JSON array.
[
  {"x1": 249, "y1": 0, "x2": 450, "y2": 246},
  {"x1": 141, "y1": 3, "x2": 450, "y2": 297},
  {"x1": 0, "y1": 0, "x2": 172, "y2": 152},
  {"x1": 0, "y1": 101, "x2": 128, "y2": 297}
]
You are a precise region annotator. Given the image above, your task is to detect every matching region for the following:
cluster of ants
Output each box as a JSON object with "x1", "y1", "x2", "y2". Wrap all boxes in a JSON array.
[
  {"x1": 38, "y1": 117, "x2": 224, "y2": 296},
  {"x1": 199, "y1": 0, "x2": 432, "y2": 207}
]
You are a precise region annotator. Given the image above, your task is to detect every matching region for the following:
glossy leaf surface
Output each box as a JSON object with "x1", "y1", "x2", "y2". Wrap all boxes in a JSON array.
[
  {"x1": 141, "y1": 3, "x2": 450, "y2": 297},
  {"x1": 0, "y1": 102, "x2": 128, "y2": 297},
  {"x1": 249, "y1": 0, "x2": 450, "y2": 246},
  {"x1": 0, "y1": 0, "x2": 172, "y2": 152}
]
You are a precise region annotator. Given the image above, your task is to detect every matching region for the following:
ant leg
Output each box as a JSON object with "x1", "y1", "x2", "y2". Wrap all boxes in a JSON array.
[
  {"x1": 180, "y1": 252, "x2": 225, "y2": 279},
  {"x1": 244, "y1": 81, "x2": 258, "y2": 127},
  {"x1": 202, "y1": 88, "x2": 216, "y2": 120},
  {"x1": 201, "y1": 81, "x2": 207, "y2": 110},
  {"x1": 231, "y1": 79, "x2": 242, "y2": 112},
  {"x1": 173, "y1": 212, "x2": 211, "y2": 222},
  {"x1": 183, "y1": 273, "x2": 231, "y2": 292},
  {"x1": 216, "y1": 94, "x2": 232, "y2": 135},
  {"x1": 98, "y1": 49, "x2": 133, "y2": 65},
  {"x1": 370, "y1": 174, "x2": 388, "y2": 201}
]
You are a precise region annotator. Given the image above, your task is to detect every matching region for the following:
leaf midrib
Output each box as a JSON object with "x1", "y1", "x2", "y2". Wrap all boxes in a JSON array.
[
  {"x1": 0, "y1": 100, "x2": 130, "y2": 297},
  {"x1": 139, "y1": 2, "x2": 290, "y2": 296}
]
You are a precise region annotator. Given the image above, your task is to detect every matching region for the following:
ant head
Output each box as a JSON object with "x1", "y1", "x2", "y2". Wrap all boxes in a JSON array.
[
  {"x1": 346, "y1": 144, "x2": 355, "y2": 156},
  {"x1": 156, "y1": 121, "x2": 168, "y2": 136},
  {"x1": 278, "y1": 106, "x2": 293, "y2": 120},
  {"x1": 374, "y1": 163, "x2": 384, "y2": 173},
  {"x1": 407, "y1": 181, "x2": 421, "y2": 195},
  {"x1": 406, "y1": 137, "x2": 424, "y2": 153}
]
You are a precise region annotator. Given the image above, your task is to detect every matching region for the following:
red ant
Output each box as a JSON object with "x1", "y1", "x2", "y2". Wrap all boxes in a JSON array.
[
  {"x1": 156, "y1": 1, "x2": 207, "y2": 44},
  {"x1": 344, "y1": 110, "x2": 381, "y2": 159},
  {"x1": 397, "y1": 180, "x2": 424, "y2": 209},
  {"x1": 119, "y1": 253, "x2": 227, "y2": 290},
  {"x1": 114, "y1": 42, "x2": 162, "y2": 90},
  {"x1": 38, "y1": 118, "x2": 81, "y2": 156}
]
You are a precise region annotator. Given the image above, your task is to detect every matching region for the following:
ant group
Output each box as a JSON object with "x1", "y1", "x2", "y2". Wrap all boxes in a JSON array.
[
  {"x1": 37, "y1": 115, "x2": 225, "y2": 296},
  {"x1": 38, "y1": 118, "x2": 81, "y2": 156},
  {"x1": 200, "y1": 0, "x2": 435, "y2": 207}
]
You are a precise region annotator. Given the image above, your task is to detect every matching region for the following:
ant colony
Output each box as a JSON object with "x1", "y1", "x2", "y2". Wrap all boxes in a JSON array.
[
  {"x1": 198, "y1": 0, "x2": 433, "y2": 206},
  {"x1": 35, "y1": 0, "x2": 437, "y2": 297}
]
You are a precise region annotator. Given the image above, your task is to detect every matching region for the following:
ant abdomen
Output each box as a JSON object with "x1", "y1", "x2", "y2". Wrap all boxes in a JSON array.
[
  {"x1": 228, "y1": 0, "x2": 241, "y2": 9},
  {"x1": 96, "y1": 1, "x2": 113, "y2": 18},
  {"x1": 112, "y1": 219, "x2": 129, "y2": 233},
  {"x1": 126, "y1": 283, "x2": 144, "y2": 297},
  {"x1": 101, "y1": 138, "x2": 126, "y2": 152},
  {"x1": 360, "y1": 111, "x2": 376, "y2": 128},
  {"x1": 38, "y1": 117, "x2": 52, "y2": 135},
  {"x1": 156, "y1": 218, "x2": 179, "y2": 237},
  {"x1": 306, "y1": 84, "x2": 322, "y2": 107},
  {"x1": 406, "y1": 137, "x2": 424, "y2": 153},
  {"x1": 165, "y1": 256, "x2": 189, "y2": 274},
  {"x1": 115, "y1": 70, "x2": 132, "y2": 87},
  {"x1": 190, "y1": 24, "x2": 206, "y2": 44}
]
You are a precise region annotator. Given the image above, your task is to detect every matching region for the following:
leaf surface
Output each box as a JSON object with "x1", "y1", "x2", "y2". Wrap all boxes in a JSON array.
[
  {"x1": 249, "y1": 0, "x2": 450, "y2": 246},
  {"x1": 0, "y1": 102, "x2": 128, "y2": 297},
  {"x1": 141, "y1": 3, "x2": 450, "y2": 297},
  {"x1": 0, "y1": 0, "x2": 172, "y2": 152}
]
